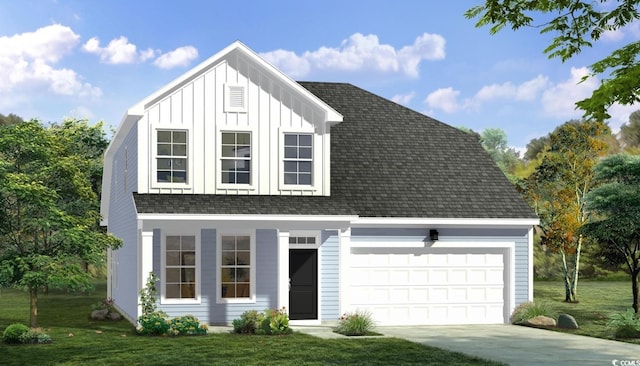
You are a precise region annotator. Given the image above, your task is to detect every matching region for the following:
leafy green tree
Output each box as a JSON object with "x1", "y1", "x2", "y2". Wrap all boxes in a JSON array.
[
  {"x1": 480, "y1": 128, "x2": 521, "y2": 179},
  {"x1": 620, "y1": 110, "x2": 640, "y2": 150},
  {"x1": 0, "y1": 113, "x2": 24, "y2": 126},
  {"x1": 523, "y1": 120, "x2": 610, "y2": 302},
  {"x1": 466, "y1": 1, "x2": 640, "y2": 121},
  {"x1": 581, "y1": 154, "x2": 640, "y2": 312},
  {"x1": 0, "y1": 120, "x2": 121, "y2": 327}
]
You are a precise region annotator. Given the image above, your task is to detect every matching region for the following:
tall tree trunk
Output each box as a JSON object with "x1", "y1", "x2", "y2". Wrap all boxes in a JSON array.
[
  {"x1": 560, "y1": 250, "x2": 572, "y2": 302},
  {"x1": 569, "y1": 236, "x2": 582, "y2": 302},
  {"x1": 29, "y1": 286, "x2": 38, "y2": 328},
  {"x1": 633, "y1": 270, "x2": 639, "y2": 313}
]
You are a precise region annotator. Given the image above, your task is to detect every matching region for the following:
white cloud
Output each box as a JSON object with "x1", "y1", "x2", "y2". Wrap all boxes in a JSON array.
[
  {"x1": 82, "y1": 36, "x2": 156, "y2": 64},
  {"x1": 424, "y1": 87, "x2": 462, "y2": 113},
  {"x1": 474, "y1": 75, "x2": 549, "y2": 103},
  {"x1": 601, "y1": 29, "x2": 625, "y2": 42},
  {"x1": 0, "y1": 24, "x2": 100, "y2": 98},
  {"x1": 260, "y1": 32, "x2": 445, "y2": 78},
  {"x1": 540, "y1": 67, "x2": 597, "y2": 118},
  {"x1": 391, "y1": 91, "x2": 416, "y2": 105},
  {"x1": 153, "y1": 46, "x2": 199, "y2": 69}
]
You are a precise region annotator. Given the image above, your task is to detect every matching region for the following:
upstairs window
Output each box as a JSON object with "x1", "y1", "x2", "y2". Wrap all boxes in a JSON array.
[
  {"x1": 157, "y1": 130, "x2": 188, "y2": 183},
  {"x1": 284, "y1": 133, "x2": 313, "y2": 185},
  {"x1": 221, "y1": 132, "x2": 251, "y2": 184}
]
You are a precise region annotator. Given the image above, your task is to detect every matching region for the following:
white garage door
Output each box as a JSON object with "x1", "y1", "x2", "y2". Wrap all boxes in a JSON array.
[{"x1": 349, "y1": 247, "x2": 507, "y2": 325}]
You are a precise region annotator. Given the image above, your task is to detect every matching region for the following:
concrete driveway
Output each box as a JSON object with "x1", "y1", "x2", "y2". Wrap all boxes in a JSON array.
[{"x1": 378, "y1": 324, "x2": 640, "y2": 366}]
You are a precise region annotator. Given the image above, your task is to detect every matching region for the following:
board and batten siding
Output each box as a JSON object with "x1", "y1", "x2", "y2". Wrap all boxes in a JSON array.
[
  {"x1": 154, "y1": 228, "x2": 278, "y2": 324},
  {"x1": 107, "y1": 125, "x2": 139, "y2": 322},
  {"x1": 320, "y1": 231, "x2": 340, "y2": 321},
  {"x1": 137, "y1": 50, "x2": 330, "y2": 196}
]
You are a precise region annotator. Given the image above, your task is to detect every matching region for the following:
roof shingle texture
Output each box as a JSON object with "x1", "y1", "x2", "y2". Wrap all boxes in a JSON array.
[{"x1": 134, "y1": 82, "x2": 537, "y2": 219}]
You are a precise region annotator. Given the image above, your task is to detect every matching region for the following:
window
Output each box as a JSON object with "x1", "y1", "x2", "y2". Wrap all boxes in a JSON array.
[
  {"x1": 221, "y1": 132, "x2": 251, "y2": 184},
  {"x1": 220, "y1": 235, "x2": 251, "y2": 299},
  {"x1": 289, "y1": 236, "x2": 316, "y2": 245},
  {"x1": 157, "y1": 130, "x2": 188, "y2": 183},
  {"x1": 165, "y1": 235, "x2": 196, "y2": 300},
  {"x1": 288, "y1": 231, "x2": 321, "y2": 249},
  {"x1": 284, "y1": 133, "x2": 312, "y2": 185}
]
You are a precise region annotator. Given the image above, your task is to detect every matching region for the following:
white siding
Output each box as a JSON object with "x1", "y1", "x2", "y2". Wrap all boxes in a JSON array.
[
  {"x1": 320, "y1": 231, "x2": 340, "y2": 320},
  {"x1": 138, "y1": 49, "x2": 330, "y2": 196}
]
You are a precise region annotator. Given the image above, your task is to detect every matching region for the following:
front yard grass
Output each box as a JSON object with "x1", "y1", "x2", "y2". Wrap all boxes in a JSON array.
[
  {"x1": 534, "y1": 280, "x2": 640, "y2": 344},
  {"x1": 0, "y1": 284, "x2": 503, "y2": 365}
]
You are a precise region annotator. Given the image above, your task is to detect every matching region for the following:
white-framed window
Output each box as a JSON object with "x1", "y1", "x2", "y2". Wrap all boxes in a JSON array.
[
  {"x1": 288, "y1": 231, "x2": 321, "y2": 249},
  {"x1": 220, "y1": 131, "x2": 251, "y2": 185},
  {"x1": 217, "y1": 232, "x2": 255, "y2": 303},
  {"x1": 162, "y1": 234, "x2": 200, "y2": 304},
  {"x1": 156, "y1": 129, "x2": 188, "y2": 184},
  {"x1": 283, "y1": 133, "x2": 313, "y2": 185}
]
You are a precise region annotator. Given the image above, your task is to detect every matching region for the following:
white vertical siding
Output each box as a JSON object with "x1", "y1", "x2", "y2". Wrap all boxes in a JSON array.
[{"x1": 138, "y1": 50, "x2": 330, "y2": 196}]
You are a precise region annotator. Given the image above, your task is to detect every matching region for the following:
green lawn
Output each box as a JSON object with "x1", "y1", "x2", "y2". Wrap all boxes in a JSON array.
[
  {"x1": 534, "y1": 280, "x2": 639, "y2": 343},
  {"x1": 0, "y1": 284, "x2": 502, "y2": 366}
]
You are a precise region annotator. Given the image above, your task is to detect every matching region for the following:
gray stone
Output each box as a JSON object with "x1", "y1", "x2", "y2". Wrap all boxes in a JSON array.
[
  {"x1": 91, "y1": 309, "x2": 109, "y2": 320},
  {"x1": 108, "y1": 312, "x2": 122, "y2": 321},
  {"x1": 525, "y1": 315, "x2": 556, "y2": 327},
  {"x1": 557, "y1": 313, "x2": 579, "y2": 329}
]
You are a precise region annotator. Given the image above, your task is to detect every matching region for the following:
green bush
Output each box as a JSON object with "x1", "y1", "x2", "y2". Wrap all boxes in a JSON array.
[
  {"x1": 511, "y1": 301, "x2": 554, "y2": 324},
  {"x1": 18, "y1": 328, "x2": 52, "y2": 344},
  {"x1": 168, "y1": 315, "x2": 208, "y2": 336},
  {"x1": 3, "y1": 323, "x2": 29, "y2": 344},
  {"x1": 137, "y1": 312, "x2": 170, "y2": 335},
  {"x1": 334, "y1": 310, "x2": 375, "y2": 336},
  {"x1": 258, "y1": 307, "x2": 291, "y2": 335},
  {"x1": 232, "y1": 310, "x2": 264, "y2": 334},
  {"x1": 608, "y1": 308, "x2": 640, "y2": 338}
]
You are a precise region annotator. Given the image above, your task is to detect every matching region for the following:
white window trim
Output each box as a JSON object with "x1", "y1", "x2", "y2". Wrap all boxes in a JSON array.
[
  {"x1": 160, "y1": 232, "x2": 201, "y2": 305},
  {"x1": 216, "y1": 230, "x2": 256, "y2": 304},
  {"x1": 151, "y1": 124, "x2": 193, "y2": 190},
  {"x1": 279, "y1": 129, "x2": 318, "y2": 192},
  {"x1": 217, "y1": 129, "x2": 257, "y2": 191},
  {"x1": 288, "y1": 230, "x2": 321, "y2": 249},
  {"x1": 224, "y1": 83, "x2": 247, "y2": 113}
]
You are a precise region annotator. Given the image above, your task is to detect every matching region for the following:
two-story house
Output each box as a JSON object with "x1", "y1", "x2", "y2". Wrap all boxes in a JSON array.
[{"x1": 100, "y1": 41, "x2": 538, "y2": 326}]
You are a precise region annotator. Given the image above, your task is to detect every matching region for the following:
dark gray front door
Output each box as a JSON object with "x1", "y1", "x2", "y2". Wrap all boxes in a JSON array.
[{"x1": 289, "y1": 249, "x2": 318, "y2": 320}]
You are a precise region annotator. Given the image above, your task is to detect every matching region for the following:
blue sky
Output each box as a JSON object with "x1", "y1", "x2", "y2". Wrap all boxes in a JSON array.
[{"x1": 1, "y1": 1, "x2": 638, "y2": 151}]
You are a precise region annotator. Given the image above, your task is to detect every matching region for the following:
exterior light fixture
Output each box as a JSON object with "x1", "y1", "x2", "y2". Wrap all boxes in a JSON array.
[{"x1": 430, "y1": 229, "x2": 439, "y2": 241}]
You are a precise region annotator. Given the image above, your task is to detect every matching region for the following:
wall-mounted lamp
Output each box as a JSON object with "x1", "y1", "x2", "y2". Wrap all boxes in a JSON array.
[{"x1": 430, "y1": 229, "x2": 439, "y2": 241}]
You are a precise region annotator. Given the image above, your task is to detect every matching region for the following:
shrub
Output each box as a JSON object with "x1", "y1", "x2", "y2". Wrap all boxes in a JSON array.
[
  {"x1": 258, "y1": 307, "x2": 291, "y2": 335},
  {"x1": 168, "y1": 315, "x2": 208, "y2": 336},
  {"x1": 18, "y1": 328, "x2": 52, "y2": 344},
  {"x1": 511, "y1": 301, "x2": 554, "y2": 324},
  {"x1": 91, "y1": 297, "x2": 115, "y2": 312},
  {"x1": 137, "y1": 312, "x2": 170, "y2": 335},
  {"x1": 3, "y1": 323, "x2": 29, "y2": 344},
  {"x1": 334, "y1": 310, "x2": 375, "y2": 336},
  {"x1": 233, "y1": 310, "x2": 264, "y2": 334},
  {"x1": 608, "y1": 309, "x2": 640, "y2": 338}
]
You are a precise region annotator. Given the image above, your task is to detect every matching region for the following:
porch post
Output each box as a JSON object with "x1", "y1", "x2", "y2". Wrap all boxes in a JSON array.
[
  {"x1": 139, "y1": 229, "x2": 154, "y2": 319},
  {"x1": 277, "y1": 230, "x2": 290, "y2": 312},
  {"x1": 339, "y1": 227, "x2": 351, "y2": 315}
]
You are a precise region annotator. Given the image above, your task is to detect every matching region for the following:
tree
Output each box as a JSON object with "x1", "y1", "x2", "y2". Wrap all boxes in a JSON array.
[
  {"x1": 459, "y1": 127, "x2": 522, "y2": 181},
  {"x1": 620, "y1": 110, "x2": 640, "y2": 149},
  {"x1": 0, "y1": 113, "x2": 24, "y2": 126},
  {"x1": 523, "y1": 120, "x2": 610, "y2": 302},
  {"x1": 581, "y1": 154, "x2": 640, "y2": 312},
  {"x1": 0, "y1": 119, "x2": 121, "y2": 327},
  {"x1": 466, "y1": 1, "x2": 640, "y2": 121}
]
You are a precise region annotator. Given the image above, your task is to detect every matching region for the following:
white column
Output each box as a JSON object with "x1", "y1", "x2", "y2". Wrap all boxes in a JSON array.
[
  {"x1": 338, "y1": 227, "x2": 351, "y2": 315},
  {"x1": 139, "y1": 230, "x2": 154, "y2": 319},
  {"x1": 277, "y1": 230, "x2": 290, "y2": 312}
]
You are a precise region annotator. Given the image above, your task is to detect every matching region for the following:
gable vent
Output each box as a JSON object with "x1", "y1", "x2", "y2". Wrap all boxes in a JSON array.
[{"x1": 225, "y1": 84, "x2": 247, "y2": 112}]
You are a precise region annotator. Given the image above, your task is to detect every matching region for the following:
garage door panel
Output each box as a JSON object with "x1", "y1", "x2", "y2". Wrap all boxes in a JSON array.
[{"x1": 349, "y1": 248, "x2": 507, "y2": 325}]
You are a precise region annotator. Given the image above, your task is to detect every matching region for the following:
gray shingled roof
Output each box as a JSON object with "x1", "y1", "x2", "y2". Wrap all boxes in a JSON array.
[{"x1": 134, "y1": 82, "x2": 537, "y2": 219}]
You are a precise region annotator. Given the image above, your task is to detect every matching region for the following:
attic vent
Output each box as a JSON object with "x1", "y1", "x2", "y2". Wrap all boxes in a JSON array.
[{"x1": 225, "y1": 84, "x2": 247, "y2": 113}]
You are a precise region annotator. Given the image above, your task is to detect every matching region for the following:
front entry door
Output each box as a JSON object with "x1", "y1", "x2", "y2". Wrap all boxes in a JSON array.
[{"x1": 289, "y1": 249, "x2": 318, "y2": 320}]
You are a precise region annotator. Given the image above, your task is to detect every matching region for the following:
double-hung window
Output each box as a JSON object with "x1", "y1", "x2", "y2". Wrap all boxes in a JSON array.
[
  {"x1": 157, "y1": 130, "x2": 188, "y2": 183},
  {"x1": 283, "y1": 133, "x2": 313, "y2": 185},
  {"x1": 220, "y1": 235, "x2": 252, "y2": 299},
  {"x1": 165, "y1": 235, "x2": 197, "y2": 300},
  {"x1": 221, "y1": 132, "x2": 251, "y2": 184}
]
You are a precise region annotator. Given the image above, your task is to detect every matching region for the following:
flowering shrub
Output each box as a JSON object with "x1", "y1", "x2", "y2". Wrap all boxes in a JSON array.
[
  {"x1": 138, "y1": 312, "x2": 170, "y2": 335},
  {"x1": 233, "y1": 308, "x2": 291, "y2": 335},
  {"x1": 334, "y1": 310, "x2": 375, "y2": 336},
  {"x1": 18, "y1": 328, "x2": 52, "y2": 344},
  {"x1": 258, "y1": 307, "x2": 291, "y2": 335},
  {"x1": 169, "y1": 315, "x2": 208, "y2": 336}
]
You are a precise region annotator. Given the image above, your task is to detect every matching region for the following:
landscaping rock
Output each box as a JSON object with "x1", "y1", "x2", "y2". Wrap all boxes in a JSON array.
[
  {"x1": 557, "y1": 314, "x2": 579, "y2": 329},
  {"x1": 108, "y1": 312, "x2": 122, "y2": 321},
  {"x1": 90, "y1": 309, "x2": 109, "y2": 320},
  {"x1": 525, "y1": 316, "x2": 556, "y2": 327}
]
